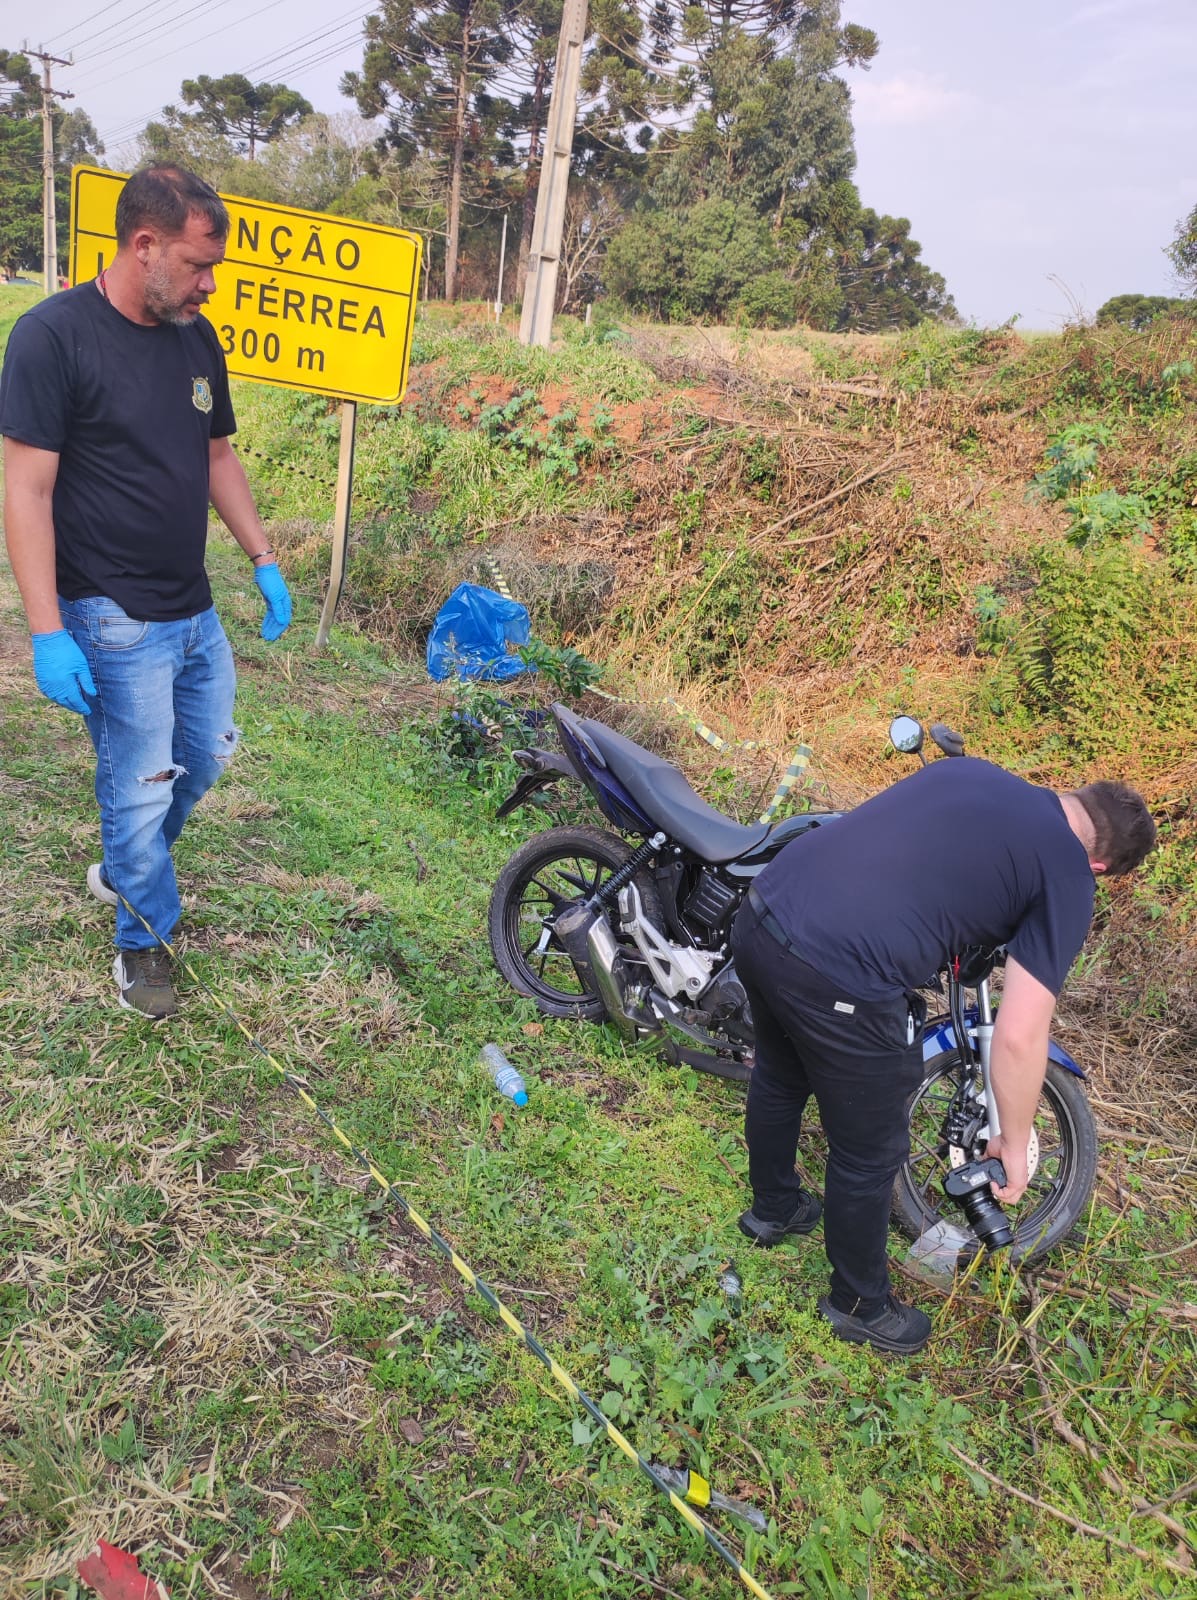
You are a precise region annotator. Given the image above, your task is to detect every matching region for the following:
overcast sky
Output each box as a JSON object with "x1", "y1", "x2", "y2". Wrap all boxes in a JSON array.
[{"x1": 25, "y1": 0, "x2": 1197, "y2": 326}]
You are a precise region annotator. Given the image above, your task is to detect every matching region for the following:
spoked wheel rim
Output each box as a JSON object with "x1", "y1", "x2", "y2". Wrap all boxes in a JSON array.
[
  {"x1": 901, "y1": 1057, "x2": 1085, "y2": 1259},
  {"x1": 499, "y1": 848, "x2": 620, "y2": 1008}
]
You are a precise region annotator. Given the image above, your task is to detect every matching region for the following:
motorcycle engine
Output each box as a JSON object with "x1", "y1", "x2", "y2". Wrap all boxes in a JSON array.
[
  {"x1": 698, "y1": 957, "x2": 750, "y2": 1024},
  {"x1": 683, "y1": 871, "x2": 740, "y2": 933}
]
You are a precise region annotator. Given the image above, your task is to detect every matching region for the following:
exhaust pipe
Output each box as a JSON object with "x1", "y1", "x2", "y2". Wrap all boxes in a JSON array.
[
  {"x1": 585, "y1": 915, "x2": 639, "y2": 1038},
  {"x1": 552, "y1": 903, "x2": 638, "y2": 1036}
]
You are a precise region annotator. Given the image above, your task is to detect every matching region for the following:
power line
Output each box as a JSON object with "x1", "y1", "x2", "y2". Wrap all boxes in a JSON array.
[
  {"x1": 93, "y1": 4, "x2": 371, "y2": 147},
  {"x1": 57, "y1": 0, "x2": 179, "y2": 56},
  {"x1": 71, "y1": 0, "x2": 248, "y2": 84},
  {"x1": 241, "y1": 9, "x2": 373, "y2": 78},
  {"x1": 243, "y1": 21, "x2": 374, "y2": 85},
  {"x1": 46, "y1": 0, "x2": 148, "y2": 51},
  {"x1": 75, "y1": 0, "x2": 294, "y2": 114}
]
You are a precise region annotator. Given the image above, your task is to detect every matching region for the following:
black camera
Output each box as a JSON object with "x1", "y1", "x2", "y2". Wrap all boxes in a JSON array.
[{"x1": 942, "y1": 1158, "x2": 1014, "y2": 1250}]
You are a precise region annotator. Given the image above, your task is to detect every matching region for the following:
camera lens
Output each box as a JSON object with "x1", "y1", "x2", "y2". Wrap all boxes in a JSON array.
[
  {"x1": 959, "y1": 1188, "x2": 1014, "y2": 1250},
  {"x1": 942, "y1": 1159, "x2": 1015, "y2": 1251}
]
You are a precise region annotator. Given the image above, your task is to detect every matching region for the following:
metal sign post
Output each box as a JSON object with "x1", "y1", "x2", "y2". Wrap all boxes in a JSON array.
[
  {"x1": 70, "y1": 168, "x2": 423, "y2": 645},
  {"x1": 495, "y1": 211, "x2": 508, "y2": 324},
  {"x1": 315, "y1": 402, "x2": 358, "y2": 650}
]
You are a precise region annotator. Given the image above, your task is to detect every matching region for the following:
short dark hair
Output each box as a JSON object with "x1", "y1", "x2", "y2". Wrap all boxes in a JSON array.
[
  {"x1": 115, "y1": 165, "x2": 229, "y2": 247},
  {"x1": 1072, "y1": 780, "x2": 1156, "y2": 875}
]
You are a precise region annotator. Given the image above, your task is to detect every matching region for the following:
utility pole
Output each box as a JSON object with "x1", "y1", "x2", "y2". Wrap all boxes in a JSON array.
[
  {"x1": 24, "y1": 44, "x2": 74, "y2": 295},
  {"x1": 519, "y1": 0, "x2": 587, "y2": 348}
]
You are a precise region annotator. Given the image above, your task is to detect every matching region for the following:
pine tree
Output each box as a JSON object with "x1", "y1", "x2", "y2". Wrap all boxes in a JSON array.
[{"x1": 342, "y1": 0, "x2": 513, "y2": 300}]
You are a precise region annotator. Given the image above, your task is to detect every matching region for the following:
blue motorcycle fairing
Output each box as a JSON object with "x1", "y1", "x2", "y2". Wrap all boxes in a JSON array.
[
  {"x1": 557, "y1": 718, "x2": 660, "y2": 835},
  {"x1": 922, "y1": 1014, "x2": 1084, "y2": 1078}
]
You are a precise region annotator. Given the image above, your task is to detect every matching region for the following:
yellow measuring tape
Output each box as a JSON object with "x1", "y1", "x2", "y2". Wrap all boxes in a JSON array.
[
  {"x1": 110, "y1": 892, "x2": 777, "y2": 1600},
  {"x1": 480, "y1": 554, "x2": 814, "y2": 826}
]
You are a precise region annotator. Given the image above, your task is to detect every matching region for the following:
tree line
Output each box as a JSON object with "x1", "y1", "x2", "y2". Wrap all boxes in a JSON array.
[{"x1": 8, "y1": 7, "x2": 1188, "y2": 332}]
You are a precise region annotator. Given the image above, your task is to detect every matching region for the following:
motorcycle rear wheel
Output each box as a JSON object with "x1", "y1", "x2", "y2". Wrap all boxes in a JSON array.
[
  {"x1": 489, "y1": 825, "x2": 663, "y2": 1020},
  {"x1": 892, "y1": 1051, "x2": 1098, "y2": 1265}
]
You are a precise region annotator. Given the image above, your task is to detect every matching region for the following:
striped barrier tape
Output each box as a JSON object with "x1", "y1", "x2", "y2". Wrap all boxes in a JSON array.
[
  {"x1": 105, "y1": 889, "x2": 778, "y2": 1600},
  {"x1": 484, "y1": 553, "x2": 515, "y2": 601},
  {"x1": 758, "y1": 744, "x2": 814, "y2": 825}
]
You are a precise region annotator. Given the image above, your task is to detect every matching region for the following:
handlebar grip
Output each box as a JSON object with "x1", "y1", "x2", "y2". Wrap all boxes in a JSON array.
[{"x1": 930, "y1": 722, "x2": 966, "y2": 757}]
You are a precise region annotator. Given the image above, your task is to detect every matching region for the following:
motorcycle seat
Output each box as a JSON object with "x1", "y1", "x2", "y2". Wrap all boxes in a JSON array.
[{"x1": 577, "y1": 716, "x2": 772, "y2": 863}]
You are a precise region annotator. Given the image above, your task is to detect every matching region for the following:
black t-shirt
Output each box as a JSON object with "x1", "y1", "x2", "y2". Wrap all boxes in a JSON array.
[
  {"x1": 755, "y1": 757, "x2": 1095, "y2": 1000},
  {"x1": 0, "y1": 282, "x2": 236, "y2": 621}
]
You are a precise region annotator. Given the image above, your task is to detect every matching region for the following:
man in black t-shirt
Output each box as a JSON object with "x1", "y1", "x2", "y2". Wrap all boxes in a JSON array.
[
  {"x1": 0, "y1": 165, "x2": 293, "y2": 1018},
  {"x1": 731, "y1": 756, "x2": 1155, "y2": 1354}
]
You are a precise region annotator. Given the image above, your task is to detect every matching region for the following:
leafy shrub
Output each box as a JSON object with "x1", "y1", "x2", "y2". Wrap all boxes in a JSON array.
[
  {"x1": 470, "y1": 389, "x2": 610, "y2": 478},
  {"x1": 978, "y1": 540, "x2": 1197, "y2": 756},
  {"x1": 516, "y1": 639, "x2": 604, "y2": 698},
  {"x1": 605, "y1": 200, "x2": 790, "y2": 326},
  {"x1": 888, "y1": 320, "x2": 1013, "y2": 393},
  {"x1": 673, "y1": 540, "x2": 763, "y2": 678},
  {"x1": 1064, "y1": 489, "x2": 1152, "y2": 548},
  {"x1": 1030, "y1": 423, "x2": 1113, "y2": 501},
  {"x1": 733, "y1": 270, "x2": 801, "y2": 329}
]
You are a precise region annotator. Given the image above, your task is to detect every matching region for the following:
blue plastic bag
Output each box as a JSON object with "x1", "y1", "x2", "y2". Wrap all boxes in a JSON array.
[{"x1": 426, "y1": 582, "x2": 533, "y2": 682}]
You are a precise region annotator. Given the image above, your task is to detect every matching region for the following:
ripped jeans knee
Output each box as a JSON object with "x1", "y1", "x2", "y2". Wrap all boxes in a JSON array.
[
  {"x1": 214, "y1": 724, "x2": 241, "y2": 768},
  {"x1": 138, "y1": 764, "x2": 188, "y2": 785}
]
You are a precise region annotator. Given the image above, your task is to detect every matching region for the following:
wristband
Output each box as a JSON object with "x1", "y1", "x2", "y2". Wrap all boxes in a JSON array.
[{"x1": 251, "y1": 547, "x2": 275, "y2": 564}]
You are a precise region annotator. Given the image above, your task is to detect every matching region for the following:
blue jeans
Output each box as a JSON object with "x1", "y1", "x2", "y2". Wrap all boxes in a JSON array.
[{"x1": 59, "y1": 596, "x2": 238, "y2": 951}]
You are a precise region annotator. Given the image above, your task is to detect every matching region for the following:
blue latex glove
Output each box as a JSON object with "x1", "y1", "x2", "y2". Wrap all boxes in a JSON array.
[
  {"x1": 253, "y1": 561, "x2": 293, "y2": 641},
  {"x1": 32, "y1": 629, "x2": 97, "y2": 715}
]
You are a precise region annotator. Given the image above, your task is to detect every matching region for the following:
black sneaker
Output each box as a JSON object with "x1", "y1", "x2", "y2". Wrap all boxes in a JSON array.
[
  {"x1": 738, "y1": 1190, "x2": 822, "y2": 1247},
  {"x1": 113, "y1": 949, "x2": 178, "y2": 1019},
  {"x1": 817, "y1": 1293, "x2": 932, "y2": 1355}
]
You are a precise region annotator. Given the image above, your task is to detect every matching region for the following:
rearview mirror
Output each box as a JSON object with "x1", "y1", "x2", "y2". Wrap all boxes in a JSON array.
[{"x1": 888, "y1": 715, "x2": 924, "y2": 754}]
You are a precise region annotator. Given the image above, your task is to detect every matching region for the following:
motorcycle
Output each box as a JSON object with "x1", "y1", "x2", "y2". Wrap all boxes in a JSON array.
[{"x1": 488, "y1": 702, "x2": 1098, "y2": 1263}]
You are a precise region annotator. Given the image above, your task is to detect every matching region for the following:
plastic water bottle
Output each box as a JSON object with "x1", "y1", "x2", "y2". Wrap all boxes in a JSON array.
[
  {"x1": 717, "y1": 1262, "x2": 744, "y2": 1318},
  {"x1": 480, "y1": 1043, "x2": 528, "y2": 1107}
]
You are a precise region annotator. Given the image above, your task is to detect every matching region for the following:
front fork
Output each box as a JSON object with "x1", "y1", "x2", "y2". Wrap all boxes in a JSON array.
[{"x1": 974, "y1": 978, "x2": 1001, "y2": 1140}]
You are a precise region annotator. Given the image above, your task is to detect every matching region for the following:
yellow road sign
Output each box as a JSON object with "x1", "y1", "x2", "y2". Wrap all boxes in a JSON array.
[{"x1": 69, "y1": 166, "x2": 422, "y2": 405}]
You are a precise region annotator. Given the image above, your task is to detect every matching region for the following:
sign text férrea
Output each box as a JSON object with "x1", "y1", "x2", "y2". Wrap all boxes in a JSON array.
[
  {"x1": 68, "y1": 168, "x2": 421, "y2": 405},
  {"x1": 218, "y1": 199, "x2": 419, "y2": 402}
]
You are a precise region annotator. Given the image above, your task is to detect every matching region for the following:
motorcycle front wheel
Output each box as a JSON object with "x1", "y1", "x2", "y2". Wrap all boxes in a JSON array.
[
  {"x1": 489, "y1": 825, "x2": 664, "y2": 1020},
  {"x1": 892, "y1": 1051, "x2": 1099, "y2": 1265}
]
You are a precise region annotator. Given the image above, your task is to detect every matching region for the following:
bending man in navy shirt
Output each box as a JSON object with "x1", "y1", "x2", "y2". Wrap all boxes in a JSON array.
[
  {"x1": 1, "y1": 165, "x2": 292, "y2": 1018},
  {"x1": 731, "y1": 756, "x2": 1155, "y2": 1355}
]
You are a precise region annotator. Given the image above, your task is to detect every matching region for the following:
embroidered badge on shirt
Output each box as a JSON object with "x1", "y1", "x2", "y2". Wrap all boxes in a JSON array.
[{"x1": 192, "y1": 376, "x2": 213, "y2": 414}]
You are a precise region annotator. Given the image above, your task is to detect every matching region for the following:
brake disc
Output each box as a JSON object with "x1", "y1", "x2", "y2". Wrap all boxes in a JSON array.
[{"x1": 948, "y1": 1127, "x2": 1040, "y2": 1182}]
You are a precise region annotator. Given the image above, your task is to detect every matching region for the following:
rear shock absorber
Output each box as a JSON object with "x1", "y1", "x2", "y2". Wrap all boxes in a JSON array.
[{"x1": 586, "y1": 832, "x2": 665, "y2": 911}]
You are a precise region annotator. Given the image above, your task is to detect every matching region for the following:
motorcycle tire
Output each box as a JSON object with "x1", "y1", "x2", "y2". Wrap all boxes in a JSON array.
[
  {"x1": 489, "y1": 825, "x2": 665, "y2": 1020},
  {"x1": 892, "y1": 1052, "x2": 1098, "y2": 1265}
]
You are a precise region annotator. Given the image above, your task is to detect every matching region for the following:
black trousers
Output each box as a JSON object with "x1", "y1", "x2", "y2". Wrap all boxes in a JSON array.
[{"x1": 732, "y1": 892, "x2": 926, "y2": 1317}]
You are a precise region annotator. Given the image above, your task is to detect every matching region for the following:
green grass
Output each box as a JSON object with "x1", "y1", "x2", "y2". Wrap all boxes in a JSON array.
[
  {"x1": 0, "y1": 544, "x2": 1193, "y2": 1599},
  {"x1": 1, "y1": 286, "x2": 1194, "y2": 1596},
  {"x1": 0, "y1": 283, "x2": 42, "y2": 350}
]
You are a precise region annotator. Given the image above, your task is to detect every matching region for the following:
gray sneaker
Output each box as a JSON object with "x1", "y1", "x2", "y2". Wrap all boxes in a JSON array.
[
  {"x1": 87, "y1": 863, "x2": 119, "y2": 907},
  {"x1": 113, "y1": 949, "x2": 178, "y2": 1018}
]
